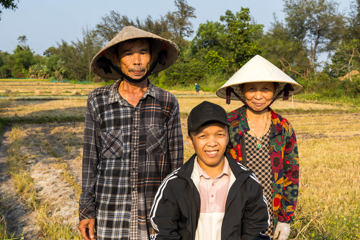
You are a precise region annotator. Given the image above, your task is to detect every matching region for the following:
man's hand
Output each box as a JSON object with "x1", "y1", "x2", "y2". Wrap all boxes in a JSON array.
[
  {"x1": 274, "y1": 222, "x2": 290, "y2": 240},
  {"x1": 78, "y1": 218, "x2": 96, "y2": 240}
]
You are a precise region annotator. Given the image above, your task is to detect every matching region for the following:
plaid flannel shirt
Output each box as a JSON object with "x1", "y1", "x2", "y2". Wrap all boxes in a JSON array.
[{"x1": 79, "y1": 80, "x2": 183, "y2": 239}]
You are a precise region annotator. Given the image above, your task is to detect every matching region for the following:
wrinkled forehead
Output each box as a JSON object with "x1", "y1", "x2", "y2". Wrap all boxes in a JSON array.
[{"x1": 116, "y1": 38, "x2": 151, "y2": 55}]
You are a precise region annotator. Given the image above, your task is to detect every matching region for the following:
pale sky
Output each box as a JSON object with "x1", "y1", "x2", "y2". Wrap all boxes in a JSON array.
[{"x1": 0, "y1": 0, "x2": 353, "y2": 56}]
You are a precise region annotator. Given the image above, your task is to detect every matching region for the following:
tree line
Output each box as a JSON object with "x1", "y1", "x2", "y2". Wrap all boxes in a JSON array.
[{"x1": 0, "y1": 0, "x2": 360, "y2": 98}]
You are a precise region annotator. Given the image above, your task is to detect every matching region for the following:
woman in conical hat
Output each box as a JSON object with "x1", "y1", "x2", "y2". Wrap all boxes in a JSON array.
[{"x1": 216, "y1": 55, "x2": 302, "y2": 240}]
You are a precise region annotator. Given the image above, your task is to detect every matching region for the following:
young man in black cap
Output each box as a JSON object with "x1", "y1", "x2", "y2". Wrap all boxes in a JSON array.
[{"x1": 149, "y1": 101, "x2": 270, "y2": 240}]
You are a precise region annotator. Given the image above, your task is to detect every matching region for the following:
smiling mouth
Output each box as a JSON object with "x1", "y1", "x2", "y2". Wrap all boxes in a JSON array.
[
  {"x1": 205, "y1": 150, "x2": 219, "y2": 157},
  {"x1": 253, "y1": 102, "x2": 265, "y2": 107}
]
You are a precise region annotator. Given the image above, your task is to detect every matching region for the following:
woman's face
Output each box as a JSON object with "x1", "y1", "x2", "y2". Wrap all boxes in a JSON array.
[{"x1": 242, "y1": 82, "x2": 275, "y2": 112}]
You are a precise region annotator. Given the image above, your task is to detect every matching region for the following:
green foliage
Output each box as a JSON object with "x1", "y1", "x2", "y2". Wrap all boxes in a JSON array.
[
  {"x1": 0, "y1": 51, "x2": 11, "y2": 78},
  {"x1": 94, "y1": 10, "x2": 135, "y2": 42},
  {"x1": 183, "y1": 8, "x2": 263, "y2": 90},
  {"x1": 191, "y1": 21, "x2": 226, "y2": 54},
  {"x1": 327, "y1": 0, "x2": 360, "y2": 78},
  {"x1": 220, "y1": 8, "x2": 263, "y2": 72},
  {"x1": 296, "y1": 72, "x2": 360, "y2": 104},
  {"x1": 160, "y1": 56, "x2": 207, "y2": 86},
  {"x1": 284, "y1": 0, "x2": 345, "y2": 68},
  {"x1": 205, "y1": 50, "x2": 229, "y2": 73},
  {"x1": 1, "y1": 0, "x2": 359, "y2": 101},
  {"x1": 259, "y1": 20, "x2": 309, "y2": 79},
  {"x1": 42, "y1": 29, "x2": 103, "y2": 81},
  {"x1": 0, "y1": 0, "x2": 17, "y2": 20},
  {"x1": 0, "y1": 45, "x2": 38, "y2": 78},
  {"x1": 200, "y1": 71, "x2": 228, "y2": 92},
  {"x1": 12, "y1": 45, "x2": 37, "y2": 76},
  {"x1": 168, "y1": 0, "x2": 196, "y2": 47}
]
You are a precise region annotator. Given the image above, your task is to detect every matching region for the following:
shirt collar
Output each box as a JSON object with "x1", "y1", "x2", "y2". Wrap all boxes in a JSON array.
[
  {"x1": 107, "y1": 78, "x2": 156, "y2": 105},
  {"x1": 195, "y1": 156, "x2": 230, "y2": 180}
]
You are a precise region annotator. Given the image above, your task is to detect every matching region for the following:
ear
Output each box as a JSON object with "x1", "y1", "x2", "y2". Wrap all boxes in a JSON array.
[{"x1": 187, "y1": 135, "x2": 195, "y2": 150}]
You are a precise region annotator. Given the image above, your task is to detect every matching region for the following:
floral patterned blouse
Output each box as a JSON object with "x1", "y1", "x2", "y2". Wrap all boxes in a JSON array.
[{"x1": 227, "y1": 105, "x2": 299, "y2": 228}]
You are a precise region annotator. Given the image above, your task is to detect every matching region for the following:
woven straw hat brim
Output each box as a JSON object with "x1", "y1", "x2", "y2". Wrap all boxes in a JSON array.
[
  {"x1": 90, "y1": 26, "x2": 179, "y2": 80},
  {"x1": 216, "y1": 55, "x2": 303, "y2": 101}
]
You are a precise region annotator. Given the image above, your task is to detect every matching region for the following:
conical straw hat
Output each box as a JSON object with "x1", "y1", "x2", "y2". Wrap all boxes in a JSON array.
[
  {"x1": 216, "y1": 55, "x2": 303, "y2": 101},
  {"x1": 91, "y1": 26, "x2": 179, "y2": 80}
]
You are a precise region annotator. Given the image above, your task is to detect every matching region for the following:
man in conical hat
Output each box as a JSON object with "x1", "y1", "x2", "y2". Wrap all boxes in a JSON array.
[
  {"x1": 216, "y1": 55, "x2": 302, "y2": 240},
  {"x1": 78, "y1": 26, "x2": 184, "y2": 240}
]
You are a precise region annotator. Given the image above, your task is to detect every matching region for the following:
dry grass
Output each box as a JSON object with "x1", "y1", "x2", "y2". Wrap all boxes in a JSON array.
[
  {"x1": 0, "y1": 99, "x2": 87, "y2": 124},
  {"x1": 1, "y1": 80, "x2": 359, "y2": 239},
  {"x1": 4, "y1": 124, "x2": 83, "y2": 239},
  {"x1": 0, "y1": 215, "x2": 17, "y2": 240},
  {"x1": 293, "y1": 136, "x2": 360, "y2": 239},
  {"x1": 180, "y1": 102, "x2": 360, "y2": 239},
  {"x1": 177, "y1": 96, "x2": 356, "y2": 115},
  {"x1": 0, "y1": 79, "x2": 103, "y2": 97}
]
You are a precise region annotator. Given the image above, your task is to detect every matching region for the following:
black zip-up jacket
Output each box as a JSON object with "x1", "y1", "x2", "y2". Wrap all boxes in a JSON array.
[{"x1": 150, "y1": 153, "x2": 270, "y2": 240}]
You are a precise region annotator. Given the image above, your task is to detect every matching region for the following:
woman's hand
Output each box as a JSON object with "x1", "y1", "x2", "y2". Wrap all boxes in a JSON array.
[{"x1": 274, "y1": 222, "x2": 290, "y2": 240}]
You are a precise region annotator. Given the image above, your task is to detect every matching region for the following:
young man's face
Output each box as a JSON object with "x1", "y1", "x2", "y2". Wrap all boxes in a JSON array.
[
  {"x1": 116, "y1": 39, "x2": 151, "y2": 80},
  {"x1": 188, "y1": 123, "x2": 229, "y2": 170}
]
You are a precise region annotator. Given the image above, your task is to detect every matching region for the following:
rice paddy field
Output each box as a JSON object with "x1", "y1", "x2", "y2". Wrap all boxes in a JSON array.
[{"x1": 0, "y1": 79, "x2": 359, "y2": 239}]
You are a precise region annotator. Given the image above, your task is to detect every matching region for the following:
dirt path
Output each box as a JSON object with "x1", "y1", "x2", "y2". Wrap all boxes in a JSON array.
[
  {"x1": 0, "y1": 123, "x2": 83, "y2": 238},
  {"x1": 0, "y1": 128, "x2": 41, "y2": 239}
]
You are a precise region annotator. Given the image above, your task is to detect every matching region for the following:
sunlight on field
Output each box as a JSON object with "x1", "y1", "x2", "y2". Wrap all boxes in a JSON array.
[
  {"x1": 284, "y1": 113, "x2": 360, "y2": 139},
  {"x1": 0, "y1": 99, "x2": 87, "y2": 120},
  {"x1": 294, "y1": 136, "x2": 360, "y2": 239},
  {"x1": 0, "y1": 79, "x2": 103, "y2": 97},
  {"x1": 0, "y1": 80, "x2": 359, "y2": 239}
]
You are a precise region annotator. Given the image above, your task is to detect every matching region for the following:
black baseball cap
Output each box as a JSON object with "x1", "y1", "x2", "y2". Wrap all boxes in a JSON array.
[{"x1": 187, "y1": 101, "x2": 229, "y2": 134}]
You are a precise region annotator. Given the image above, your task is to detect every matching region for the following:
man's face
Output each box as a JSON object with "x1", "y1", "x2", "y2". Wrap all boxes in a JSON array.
[
  {"x1": 188, "y1": 123, "x2": 229, "y2": 170},
  {"x1": 117, "y1": 39, "x2": 151, "y2": 80}
]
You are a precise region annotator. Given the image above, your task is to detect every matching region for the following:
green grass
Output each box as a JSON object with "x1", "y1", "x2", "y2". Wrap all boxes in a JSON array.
[
  {"x1": 296, "y1": 92, "x2": 360, "y2": 106},
  {"x1": 0, "y1": 215, "x2": 19, "y2": 240}
]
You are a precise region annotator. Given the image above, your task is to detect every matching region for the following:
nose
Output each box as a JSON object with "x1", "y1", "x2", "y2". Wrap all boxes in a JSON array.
[
  {"x1": 206, "y1": 136, "x2": 219, "y2": 147},
  {"x1": 132, "y1": 53, "x2": 141, "y2": 65},
  {"x1": 254, "y1": 90, "x2": 263, "y2": 99}
]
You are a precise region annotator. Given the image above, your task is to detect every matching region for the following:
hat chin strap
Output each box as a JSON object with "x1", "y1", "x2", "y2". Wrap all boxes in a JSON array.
[
  {"x1": 106, "y1": 58, "x2": 154, "y2": 84},
  {"x1": 226, "y1": 87, "x2": 264, "y2": 112},
  {"x1": 114, "y1": 65, "x2": 151, "y2": 84},
  {"x1": 225, "y1": 83, "x2": 294, "y2": 112}
]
